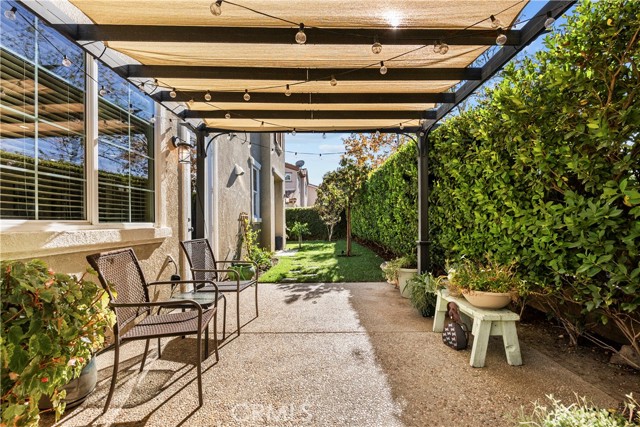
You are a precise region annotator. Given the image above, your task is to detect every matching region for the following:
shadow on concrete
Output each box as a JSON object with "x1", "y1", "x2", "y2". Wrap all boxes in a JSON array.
[{"x1": 275, "y1": 282, "x2": 346, "y2": 304}]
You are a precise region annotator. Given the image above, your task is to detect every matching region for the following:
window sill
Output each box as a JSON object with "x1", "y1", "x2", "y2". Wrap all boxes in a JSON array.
[{"x1": 0, "y1": 225, "x2": 172, "y2": 260}]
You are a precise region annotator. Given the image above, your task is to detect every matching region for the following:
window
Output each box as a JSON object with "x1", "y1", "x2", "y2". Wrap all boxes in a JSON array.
[
  {"x1": 251, "y1": 158, "x2": 261, "y2": 221},
  {"x1": 285, "y1": 172, "x2": 292, "y2": 182},
  {"x1": 0, "y1": 3, "x2": 155, "y2": 224},
  {"x1": 274, "y1": 132, "x2": 283, "y2": 154},
  {"x1": 98, "y1": 63, "x2": 155, "y2": 223},
  {"x1": 1, "y1": 3, "x2": 85, "y2": 220}
]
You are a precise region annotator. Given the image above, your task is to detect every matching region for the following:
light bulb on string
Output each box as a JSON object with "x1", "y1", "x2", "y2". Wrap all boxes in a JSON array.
[
  {"x1": 496, "y1": 29, "x2": 507, "y2": 46},
  {"x1": 433, "y1": 41, "x2": 442, "y2": 54},
  {"x1": 439, "y1": 41, "x2": 449, "y2": 55},
  {"x1": 375, "y1": 130, "x2": 380, "y2": 137},
  {"x1": 285, "y1": 84, "x2": 291, "y2": 96},
  {"x1": 169, "y1": 88, "x2": 177, "y2": 98},
  {"x1": 137, "y1": 82, "x2": 145, "y2": 91},
  {"x1": 62, "y1": 55, "x2": 72, "y2": 67},
  {"x1": 149, "y1": 115, "x2": 156, "y2": 124},
  {"x1": 330, "y1": 76, "x2": 337, "y2": 86},
  {"x1": 243, "y1": 89, "x2": 251, "y2": 101},
  {"x1": 295, "y1": 23, "x2": 307, "y2": 44},
  {"x1": 291, "y1": 128, "x2": 296, "y2": 136},
  {"x1": 204, "y1": 90, "x2": 212, "y2": 101},
  {"x1": 99, "y1": 85, "x2": 107, "y2": 96},
  {"x1": 189, "y1": 97, "x2": 195, "y2": 103},
  {"x1": 322, "y1": 133, "x2": 326, "y2": 139},
  {"x1": 544, "y1": 11, "x2": 555, "y2": 30},
  {"x1": 490, "y1": 14, "x2": 504, "y2": 29},
  {"x1": 379, "y1": 61, "x2": 387, "y2": 75},
  {"x1": 261, "y1": 121, "x2": 265, "y2": 127},
  {"x1": 319, "y1": 153, "x2": 322, "y2": 158},
  {"x1": 210, "y1": 0, "x2": 222, "y2": 16},
  {"x1": 371, "y1": 37, "x2": 382, "y2": 54},
  {"x1": 4, "y1": 6, "x2": 17, "y2": 20},
  {"x1": 399, "y1": 123, "x2": 404, "y2": 130},
  {"x1": 225, "y1": 112, "x2": 231, "y2": 119}
]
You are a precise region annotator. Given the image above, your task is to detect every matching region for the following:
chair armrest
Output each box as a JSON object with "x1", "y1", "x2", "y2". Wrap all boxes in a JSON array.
[
  {"x1": 213, "y1": 260, "x2": 259, "y2": 279},
  {"x1": 111, "y1": 300, "x2": 203, "y2": 313}
]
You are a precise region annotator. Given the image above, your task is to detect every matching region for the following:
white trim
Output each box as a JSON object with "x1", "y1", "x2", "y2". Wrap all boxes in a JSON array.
[
  {"x1": 154, "y1": 103, "x2": 163, "y2": 227},
  {"x1": 86, "y1": 53, "x2": 99, "y2": 225},
  {"x1": 250, "y1": 157, "x2": 262, "y2": 222}
]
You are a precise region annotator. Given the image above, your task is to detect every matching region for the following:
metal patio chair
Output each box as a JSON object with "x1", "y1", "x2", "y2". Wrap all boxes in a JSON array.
[
  {"x1": 87, "y1": 248, "x2": 219, "y2": 413},
  {"x1": 180, "y1": 238, "x2": 259, "y2": 336}
]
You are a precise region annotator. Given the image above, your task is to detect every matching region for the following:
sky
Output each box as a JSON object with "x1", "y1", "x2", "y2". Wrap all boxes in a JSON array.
[{"x1": 282, "y1": 2, "x2": 575, "y2": 186}]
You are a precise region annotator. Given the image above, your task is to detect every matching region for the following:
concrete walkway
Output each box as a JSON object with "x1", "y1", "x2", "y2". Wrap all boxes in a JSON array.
[{"x1": 49, "y1": 283, "x2": 621, "y2": 427}]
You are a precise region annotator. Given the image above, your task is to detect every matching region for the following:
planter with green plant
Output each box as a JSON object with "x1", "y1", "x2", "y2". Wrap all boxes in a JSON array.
[
  {"x1": 394, "y1": 254, "x2": 418, "y2": 299},
  {"x1": 1, "y1": 259, "x2": 114, "y2": 426},
  {"x1": 409, "y1": 273, "x2": 441, "y2": 317},
  {"x1": 446, "y1": 257, "x2": 526, "y2": 309}
]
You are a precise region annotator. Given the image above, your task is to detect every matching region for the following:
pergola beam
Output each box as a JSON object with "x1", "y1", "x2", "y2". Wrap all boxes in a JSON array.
[
  {"x1": 56, "y1": 24, "x2": 522, "y2": 46},
  {"x1": 117, "y1": 65, "x2": 482, "y2": 81},
  {"x1": 155, "y1": 91, "x2": 455, "y2": 104},
  {"x1": 183, "y1": 110, "x2": 436, "y2": 120}
]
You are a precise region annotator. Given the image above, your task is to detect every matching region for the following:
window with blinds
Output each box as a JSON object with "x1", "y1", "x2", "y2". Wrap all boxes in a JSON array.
[{"x1": 0, "y1": 3, "x2": 85, "y2": 220}]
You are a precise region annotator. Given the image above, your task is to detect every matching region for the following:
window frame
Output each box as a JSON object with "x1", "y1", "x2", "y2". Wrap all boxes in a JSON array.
[{"x1": 250, "y1": 157, "x2": 261, "y2": 222}]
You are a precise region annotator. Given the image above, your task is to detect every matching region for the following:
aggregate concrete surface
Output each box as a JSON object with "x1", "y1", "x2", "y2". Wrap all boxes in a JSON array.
[{"x1": 45, "y1": 282, "x2": 631, "y2": 427}]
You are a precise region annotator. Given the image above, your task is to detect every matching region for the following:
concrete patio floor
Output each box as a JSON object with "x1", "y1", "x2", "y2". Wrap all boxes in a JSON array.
[{"x1": 48, "y1": 282, "x2": 624, "y2": 427}]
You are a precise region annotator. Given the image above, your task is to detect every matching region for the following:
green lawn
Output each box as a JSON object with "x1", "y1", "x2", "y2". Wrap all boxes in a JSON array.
[{"x1": 259, "y1": 240, "x2": 385, "y2": 283}]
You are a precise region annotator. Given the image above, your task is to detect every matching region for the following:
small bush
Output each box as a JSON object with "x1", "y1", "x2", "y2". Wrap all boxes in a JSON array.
[
  {"x1": 286, "y1": 207, "x2": 346, "y2": 240},
  {"x1": 409, "y1": 273, "x2": 440, "y2": 317}
]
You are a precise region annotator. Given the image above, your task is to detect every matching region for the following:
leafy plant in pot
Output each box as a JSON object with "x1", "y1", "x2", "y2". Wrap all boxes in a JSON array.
[
  {"x1": 395, "y1": 254, "x2": 418, "y2": 299},
  {"x1": 446, "y1": 257, "x2": 526, "y2": 309},
  {"x1": 1, "y1": 259, "x2": 115, "y2": 426},
  {"x1": 409, "y1": 273, "x2": 441, "y2": 317}
]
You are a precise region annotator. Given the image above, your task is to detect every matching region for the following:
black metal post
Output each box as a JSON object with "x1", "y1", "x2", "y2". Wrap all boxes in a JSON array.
[
  {"x1": 194, "y1": 128, "x2": 207, "y2": 239},
  {"x1": 417, "y1": 130, "x2": 430, "y2": 274}
]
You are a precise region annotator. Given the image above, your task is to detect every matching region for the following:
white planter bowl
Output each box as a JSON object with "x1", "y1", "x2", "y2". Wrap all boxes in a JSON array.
[{"x1": 462, "y1": 290, "x2": 512, "y2": 309}]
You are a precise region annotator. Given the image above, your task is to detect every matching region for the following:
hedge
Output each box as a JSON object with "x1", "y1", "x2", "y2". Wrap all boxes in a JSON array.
[
  {"x1": 351, "y1": 142, "x2": 418, "y2": 257},
  {"x1": 286, "y1": 207, "x2": 346, "y2": 240}
]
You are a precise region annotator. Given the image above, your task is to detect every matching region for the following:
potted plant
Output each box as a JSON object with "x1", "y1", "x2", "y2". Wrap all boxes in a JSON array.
[
  {"x1": 381, "y1": 258, "x2": 402, "y2": 288},
  {"x1": 1, "y1": 259, "x2": 114, "y2": 426},
  {"x1": 395, "y1": 254, "x2": 418, "y2": 299},
  {"x1": 446, "y1": 257, "x2": 526, "y2": 309},
  {"x1": 228, "y1": 263, "x2": 256, "y2": 280},
  {"x1": 409, "y1": 273, "x2": 441, "y2": 317}
]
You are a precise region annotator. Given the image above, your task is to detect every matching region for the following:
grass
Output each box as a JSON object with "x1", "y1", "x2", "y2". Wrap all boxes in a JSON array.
[{"x1": 259, "y1": 239, "x2": 385, "y2": 283}]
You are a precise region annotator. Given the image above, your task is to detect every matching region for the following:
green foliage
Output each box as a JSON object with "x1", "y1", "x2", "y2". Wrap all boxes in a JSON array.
[
  {"x1": 447, "y1": 258, "x2": 526, "y2": 296},
  {"x1": 228, "y1": 264, "x2": 256, "y2": 281},
  {"x1": 0, "y1": 259, "x2": 115, "y2": 426},
  {"x1": 315, "y1": 180, "x2": 346, "y2": 241},
  {"x1": 409, "y1": 273, "x2": 440, "y2": 317},
  {"x1": 285, "y1": 207, "x2": 346, "y2": 240},
  {"x1": 518, "y1": 394, "x2": 639, "y2": 427},
  {"x1": 289, "y1": 221, "x2": 311, "y2": 249},
  {"x1": 352, "y1": 142, "x2": 418, "y2": 257},
  {"x1": 242, "y1": 216, "x2": 274, "y2": 271}
]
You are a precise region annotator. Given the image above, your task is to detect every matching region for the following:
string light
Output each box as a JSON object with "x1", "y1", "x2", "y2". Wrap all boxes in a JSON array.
[
  {"x1": 379, "y1": 61, "x2": 387, "y2": 75},
  {"x1": 375, "y1": 130, "x2": 380, "y2": 137},
  {"x1": 99, "y1": 85, "x2": 108, "y2": 96},
  {"x1": 330, "y1": 76, "x2": 337, "y2": 86},
  {"x1": 490, "y1": 14, "x2": 504, "y2": 29},
  {"x1": 496, "y1": 29, "x2": 507, "y2": 46},
  {"x1": 291, "y1": 128, "x2": 296, "y2": 136},
  {"x1": 285, "y1": 84, "x2": 291, "y2": 96},
  {"x1": 149, "y1": 115, "x2": 156, "y2": 124},
  {"x1": 399, "y1": 123, "x2": 404, "y2": 130},
  {"x1": 62, "y1": 55, "x2": 72, "y2": 67},
  {"x1": 434, "y1": 41, "x2": 449, "y2": 55},
  {"x1": 189, "y1": 97, "x2": 195, "y2": 103},
  {"x1": 204, "y1": 90, "x2": 212, "y2": 101},
  {"x1": 261, "y1": 121, "x2": 265, "y2": 127},
  {"x1": 322, "y1": 133, "x2": 326, "y2": 139},
  {"x1": 544, "y1": 11, "x2": 555, "y2": 30},
  {"x1": 210, "y1": 0, "x2": 222, "y2": 16},
  {"x1": 225, "y1": 112, "x2": 231, "y2": 119},
  {"x1": 243, "y1": 89, "x2": 251, "y2": 101},
  {"x1": 4, "y1": 6, "x2": 17, "y2": 21},
  {"x1": 295, "y1": 23, "x2": 307, "y2": 44},
  {"x1": 371, "y1": 37, "x2": 382, "y2": 54},
  {"x1": 137, "y1": 82, "x2": 145, "y2": 91},
  {"x1": 169, "y1": 88, "x2": 177, "y2": 98}
]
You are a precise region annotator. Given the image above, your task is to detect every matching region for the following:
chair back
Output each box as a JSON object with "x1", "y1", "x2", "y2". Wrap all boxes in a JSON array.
[
  {"x1": 87, "y1": 248, "x2": 150, "y2": 331},
  {"x1": 181, "y1": 238, "x2": 219, "y2": 282}
]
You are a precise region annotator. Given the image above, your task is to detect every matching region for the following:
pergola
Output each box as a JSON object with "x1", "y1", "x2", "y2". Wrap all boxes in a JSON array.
[{"x1": 28, "y1": 0, "x2": 574, "y2": 271}]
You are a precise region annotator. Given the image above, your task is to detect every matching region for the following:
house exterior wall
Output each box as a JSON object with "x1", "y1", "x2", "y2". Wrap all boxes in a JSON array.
[{"x1": 307, "y1": 184, "x2": 318, "y2": 206}]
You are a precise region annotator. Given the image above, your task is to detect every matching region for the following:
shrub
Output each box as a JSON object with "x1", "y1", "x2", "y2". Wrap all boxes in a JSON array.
[
  {"x1": 1, "y1": 259, "x2": 114, "y2": 426},
  {"x1": 409, "y1": 273, "x2": 440, "y2": 317},
  {"x1": 286, "y1": 207, "x2": 346, "y2": 240}
]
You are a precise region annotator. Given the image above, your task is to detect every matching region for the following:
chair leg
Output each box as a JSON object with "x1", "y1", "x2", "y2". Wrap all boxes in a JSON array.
[
  {"x1": 196, "y1": 329, "x2": 203, "y2": 408},
  {"x1": 103, "y1": 339, "x2": 120, "y2": 414},
  {"x1": 236, "y1": 291, "x2": 241, "y2": 336},
  {"x1": 213, "y1": 312, "x2": 219, "y2": 362},
  {"x1": 255, "y1": 282, "x2": 259, "y2": 317},
  {"x1": 157, "y1": 337, "x2": 162, "y2": 358},
  {"x1": 222, "y1": 294, "x2": 227, "y2": 340},
  {"x1": 139, "y1": 339, "x2": 150, "y2": 372},
  {"x1": 204, "y1": 322, "x2": 209, "y2": 358}
]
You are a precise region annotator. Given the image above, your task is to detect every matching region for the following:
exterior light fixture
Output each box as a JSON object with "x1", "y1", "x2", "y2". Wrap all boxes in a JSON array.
[
  {"x1": 62, "y1": 55, "x2": 72, "y2": 67},
  {"x1": 496, "y1": 29, "x2": 507, "y2": 46},
  {"x1": 295, "y1": 23, "x2": 307, "y2": 44},
  {"x1": 210, "y1": 0, "x2": 222, "y2": 16},
  {"x1": 544, "y1": 11, "x2": 555, "y2": 30},
  {"x1": 171, "y1": 136, "x2": 193, "y2": 164},
  {"x1": 233, "y1": 164, "x2": 245, "y2": 176},
  {"x1": 379, "y1": 61, "x2": 388, "y2": 75},
  {"x1": 4, "y1": 6, "x2": 17, "y2": 20},
  {"x1": 204, "y1": 90, "x2": 212, "y2": 101}
]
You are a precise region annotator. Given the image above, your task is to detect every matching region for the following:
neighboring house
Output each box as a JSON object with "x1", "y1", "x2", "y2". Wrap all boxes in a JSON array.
[
  {"x1": 284, "y1": 162, "x2": 317, "y2": 207},
  {"x1": 0, "y1": 3, "x2": 284, "y2": 279}
]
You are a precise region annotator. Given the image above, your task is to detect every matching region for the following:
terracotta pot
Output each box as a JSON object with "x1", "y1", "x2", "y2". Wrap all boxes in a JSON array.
[{"x1": 462, "y1": 290, "x2": 512, "y2": 309}]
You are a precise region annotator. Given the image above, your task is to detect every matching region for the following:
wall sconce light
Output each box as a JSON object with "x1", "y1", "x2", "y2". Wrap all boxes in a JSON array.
[
  {"x1": 234, "y1": 164, "x2": 245, "y2": 176},
  {"x1": 171, "y1": 136, "x2": 193, "y2": 164}
]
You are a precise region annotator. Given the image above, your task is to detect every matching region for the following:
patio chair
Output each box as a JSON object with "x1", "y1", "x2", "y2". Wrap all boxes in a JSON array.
[
  {"x1": 180, "y1": 238, "x2": 258, "y2": 336},
  {"x1": 87, "y1": 248, "x2": 219, "y2": 413}
]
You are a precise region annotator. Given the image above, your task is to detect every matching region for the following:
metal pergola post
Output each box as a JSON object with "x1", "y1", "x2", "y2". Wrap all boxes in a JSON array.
[
  {"x1": 194, "y1": 128, "x2": 208, "y2": 239},
  {"x1": 417, "y1": 130, "x2": 430, "y2": 274}
]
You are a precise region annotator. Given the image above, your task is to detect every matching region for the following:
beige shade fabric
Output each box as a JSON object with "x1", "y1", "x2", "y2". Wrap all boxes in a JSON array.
[{"x1": 68, "y1": 0, "x2": 529, "y2": 131}]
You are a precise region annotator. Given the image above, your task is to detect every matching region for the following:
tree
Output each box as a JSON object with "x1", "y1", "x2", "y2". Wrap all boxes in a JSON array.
[
  {"x1": 322, "y1": 158, "x2": 369, "y2": 256},
  {"x1": 315, "y1": 180, "x2": 345, "y2": 241},
  {"x1": 289, "y1": 221, "x2": 310, "y2": 249},
  {"x1": 342, "y1": 132, "x2": 407, "y2": 169}
]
